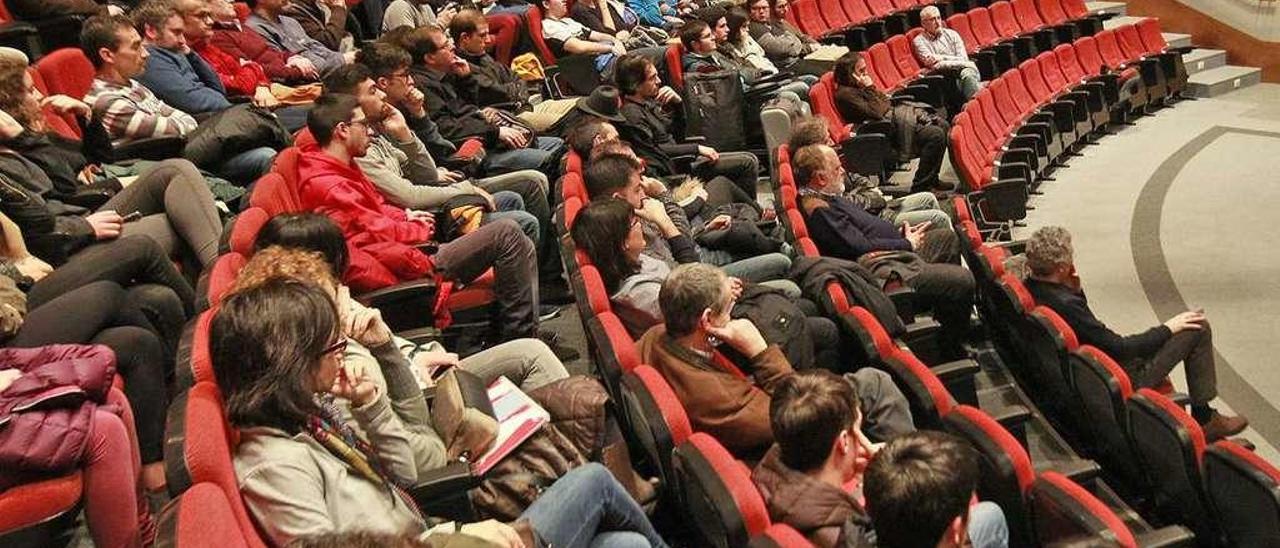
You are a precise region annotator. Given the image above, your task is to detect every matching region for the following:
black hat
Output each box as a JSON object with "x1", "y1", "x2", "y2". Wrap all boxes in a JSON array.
[{"x1": 575, "y1": 85, "x2": 626, "y2": 123}]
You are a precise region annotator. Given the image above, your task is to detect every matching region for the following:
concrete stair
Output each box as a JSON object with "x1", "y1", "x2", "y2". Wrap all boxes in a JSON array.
[
  {"x1": 1181, "y1": 48, "x2": 1227, "y2": 75},
  {"x1": 1085, "y1": 1, "x2": 1127, "y2": 16},
  {"x1": 1162, "y1": 32, "x2": 1193, "y2": 49},
  {"x1": 1186, "y1": 65, "x2": 1263, "y2": 98}
]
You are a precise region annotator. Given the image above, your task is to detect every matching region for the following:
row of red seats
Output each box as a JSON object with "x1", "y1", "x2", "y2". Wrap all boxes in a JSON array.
[{"x1": 787, "y1": 0, "x2": 935, "y2": 49}]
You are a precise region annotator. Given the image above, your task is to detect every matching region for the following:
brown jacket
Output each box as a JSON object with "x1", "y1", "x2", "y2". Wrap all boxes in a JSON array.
[
  {"x1": 635, "y1": 325, "x2": 793, "y2": 458},
  {"x1": 753, "y1": 446, "x2": 874, "y2": 548}
]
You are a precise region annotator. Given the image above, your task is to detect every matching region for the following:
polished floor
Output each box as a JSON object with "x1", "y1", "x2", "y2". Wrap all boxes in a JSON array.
[{"x1": 1010, "y1": 83, "x2": 1280, "y2": 464}]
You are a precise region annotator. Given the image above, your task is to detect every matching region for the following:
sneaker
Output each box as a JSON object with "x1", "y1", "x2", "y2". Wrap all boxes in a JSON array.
[
  {"x1": 537, "y1": 330, "x2": 581, "y2": 362},
  {"x1": 1201, "y1": 412, "x2": 1248, "y2": 442},
  {"x1": 538, "y1": 304, "x2": 562, "y2": 322}
]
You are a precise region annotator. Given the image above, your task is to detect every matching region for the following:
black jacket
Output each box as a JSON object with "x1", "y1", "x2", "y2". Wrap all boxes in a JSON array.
[
  {"x1": 412, "y1": 64, "x2": 500, "y2": 147},
  {"x1": 617, "y1": 96, "x2": 698, "y2": 178},
  {"x1": 457, "y1": 50, "x2": 530, "y2": 110},
  {"x1": 1025, "y1": 278, "x2": 1172, "y2": 361},
  {"x1": 0, "y1": 153, "x2": 94, "y2": 265},
  {"x1": 790, "y1": 255, "x2": 905, "y2": 338}
]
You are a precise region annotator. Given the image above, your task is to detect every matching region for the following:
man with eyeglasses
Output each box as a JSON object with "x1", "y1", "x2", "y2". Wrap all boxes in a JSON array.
[
  {"x1": 746, "y1": 0, "x2": 844, "y2": 72},
  {"x1": 912, "y1": 5, "x2": 981, "y2": 112}
]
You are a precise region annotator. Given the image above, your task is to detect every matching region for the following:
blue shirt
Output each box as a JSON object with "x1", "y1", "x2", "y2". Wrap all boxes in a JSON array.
[{"x1": 138, "y1": 45, "x2": 232, "y2": 115}]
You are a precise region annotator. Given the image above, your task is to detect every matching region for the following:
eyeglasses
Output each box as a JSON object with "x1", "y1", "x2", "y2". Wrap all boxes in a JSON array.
[
  {"x1": 389, "y1": 70, "x2": 413, "y2": 81},
  {"x1": 321, "y1": 338, "x2": 348, "y2": 357}
]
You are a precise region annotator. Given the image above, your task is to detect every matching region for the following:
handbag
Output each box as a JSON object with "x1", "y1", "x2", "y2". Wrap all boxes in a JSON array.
[
  {"x1": 430, "y1": 368, "x2": 498, "y2": 464},
  {"x1": 433, "y1": 194, "x2": 490, "y2": 243}
]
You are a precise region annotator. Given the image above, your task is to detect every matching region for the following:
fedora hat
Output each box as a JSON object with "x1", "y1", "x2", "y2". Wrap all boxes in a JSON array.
[{"x1": 575, "y1": 85, "x2": 626, "y2": 123}]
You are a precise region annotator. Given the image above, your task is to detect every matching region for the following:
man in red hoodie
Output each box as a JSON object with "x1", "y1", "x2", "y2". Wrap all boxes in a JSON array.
[{"x1": 298, "y1": 93, "x2": 540, "y2": 341}]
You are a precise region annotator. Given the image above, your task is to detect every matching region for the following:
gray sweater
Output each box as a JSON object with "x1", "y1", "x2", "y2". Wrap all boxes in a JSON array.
[{"x1": 357, "y1": 132, "x2": 484, "y2": 210}]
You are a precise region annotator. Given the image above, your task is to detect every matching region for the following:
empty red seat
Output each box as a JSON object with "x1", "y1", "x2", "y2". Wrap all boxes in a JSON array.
[
  {"x1": 673, "y1": 433, "x2": 772, "y2": 547},
  {"x1": 1011, "y1": 0, "x2": 1049, "y2": 32},
  {"x1": 989, "y1": 1, "x2": 1023, "y2": 42},
  {"x1": 33, "y1": 48, "x2": 95, "y2": 138},
  {"x1": 947, "y1": 12, "x2": 981, "y2": 54},
  {"x1": 867, "y1": 43, "x2": 904, "y2": 89},
  {"x1": 968, "y1": 7, "x2": 1002, "y2": 48},
  {"x1": 881, "y1": 347, "x2": 956, "y2": 429},
  {"x1": 886, "y1": 34, "x2": 925, "y2": 79},
  {"x1": 808, "y1": 74, "x2": 851, "y2": 143},
  {"x1": 579, "y1": 264, "x2": 612, "y2": 317},
  {"x1": 1028, "y1": 472, "x2": 1138, "y2": 548},
  {"x1": 944, "y1": 405, "x2": 1038, "y2": 548},
  {"x1": 792, "y1": 0, "x2": 831, "y2": 36}
]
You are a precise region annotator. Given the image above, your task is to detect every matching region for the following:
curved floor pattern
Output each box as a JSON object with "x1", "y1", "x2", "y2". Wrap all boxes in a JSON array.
[{"x1": 1011, "y1": 83, "x2": 1280, "y2": 464}]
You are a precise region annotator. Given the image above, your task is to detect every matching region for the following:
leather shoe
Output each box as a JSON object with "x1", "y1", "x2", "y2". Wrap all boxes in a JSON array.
[{"x1": 1201, "y1": 412, "x2": 1248, "y2": 441}]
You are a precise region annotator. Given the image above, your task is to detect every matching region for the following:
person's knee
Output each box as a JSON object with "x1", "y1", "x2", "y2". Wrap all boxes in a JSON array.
[
  {"x1": 126, "y1": 284, "x2": 185, "y2": 318},
  {"x1": 490, "y1": 218, "x2": 535, "y2": 257}
]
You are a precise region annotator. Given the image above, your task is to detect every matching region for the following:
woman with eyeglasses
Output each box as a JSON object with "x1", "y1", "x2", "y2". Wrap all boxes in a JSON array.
[{"x1": 213, "y1": 277, "x2": 668, "y2": 547}]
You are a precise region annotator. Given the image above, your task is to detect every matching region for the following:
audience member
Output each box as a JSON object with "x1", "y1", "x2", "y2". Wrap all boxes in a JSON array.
[
  {"x1": 80, "y1": 14, "x2": 277, "y2": 185},
  {"x1": 248, "y1": 0, "x2": 353, "y2": 76},
  {"x1": 721, "y1": 7, "x2": 813, "y2": 85},
  {"x1": 679, "y1": 17, "x2": 808, "y2": 104},
  {"x1": 400, "y1": 26, "x2": 564, "y2": 175},
  {"x1": 283, "y1": 0, "x2": 352, "y2": 51},
  {"x1": 297, "y1": 93, "x2": 542, "y2": 343},
  {"x1": 864, "y1": 431, "x2": 1010, "y2": 548},
  {"x1": 627, "y1": 0, "x2": 682, "y2": 29},
  {"x1": 832, "y1": 51, "x2": 952, "y2": 193},
  {"x1": 539, "y1": 0, "x2": 626, "y2": 73},
  {"x1": 912, "y1": 6, "x2": 981, "y2": 112},
  {"x1": 450, "y1": 9, "x2": 579, "y2": 131},
  {"x1": 383, "y1": 0, "x2": 456, "y2": 33},
  {"x1": 1023, "y1": 226, "x2": 1248, "y2": 441},
  {"x1": 794, "y1": 144, "x2": 973, "y2": 359},
  {"x1": 134, "y1": 0, "x2": 234, "y2": 115},
  {"x1": 7, "y1": 0, "x2": 108, "y2": 19},
  {"x1": 613, "y1": 54, "x2": 762, "y2": 198},
  {"x1": 211, "y1": 278, "x2": 667, "y2": 546},
  {"x1": 571, "y1": 0, "x2": 639, "y2": 43},
  {"x1": 208, "y1": 0, "x2": 323, "y2": 83},
  {"x1": 745, "y1": 0, "x2": 826, "y2": 71},
  {"x1": 177, "y1": 0, "x2": 278, "y2": 105}
]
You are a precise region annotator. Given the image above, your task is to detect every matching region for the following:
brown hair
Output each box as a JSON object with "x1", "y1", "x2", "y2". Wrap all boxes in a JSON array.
[
  {"x1": 229, "y1": 245, "x2": 338, "y2": 296},
  {"x1": 770, "y1": 370, "x2": 860, "y2": 471},
  {"x1": 0, "y1": 57, "x2": 41, "y2": 131}
]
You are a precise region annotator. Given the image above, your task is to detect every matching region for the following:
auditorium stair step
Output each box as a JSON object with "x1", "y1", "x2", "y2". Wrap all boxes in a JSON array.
[
  {"x1": 1103, "y1": 15, "x2": 1148, "y2": 29},
  {"x1": 1187, "y1": 65, "x2": 1264, "y2": 97},
  {"x1": 1182, "y1": 48, "x2": 1228, "y2": 75},
  {"x1": 1085, "y1": 1, "x2": 1127, "y2": 16},
  {"x1": 1162, "y1": 31, "x2": 1193, "y2": 49}
]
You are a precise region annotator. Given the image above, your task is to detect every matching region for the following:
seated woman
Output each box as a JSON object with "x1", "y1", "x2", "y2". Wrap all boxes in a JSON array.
[
  {"x1": 572, "y1": 198, "x2": 843, "y2": 371},
  {"x1": 0, "y1": 211, "x2": 188, "y2": 496},
  {"x1": 679, "y1": 15, "x2": 809, "y2": 106},
  {"x1": 0, "y1": 57, "x2": 223, "y2": 270},
  {"x1": 0, "y1": 345, "x2": 152, "y2": 548},
  {"x1": 720, "y1": 7, "x2": 816, "y2": 88},
  {"x1": 539, "y1": 0, "x2": 627, "y2": 73},
  {"x1": 211, "y1": 277, "x2": 668, "y2": 546}
]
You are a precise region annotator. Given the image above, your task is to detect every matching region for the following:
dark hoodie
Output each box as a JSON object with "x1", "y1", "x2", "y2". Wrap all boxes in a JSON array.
[{"x1": 752, "y1": 445, "x2": 875, "y2": 548}]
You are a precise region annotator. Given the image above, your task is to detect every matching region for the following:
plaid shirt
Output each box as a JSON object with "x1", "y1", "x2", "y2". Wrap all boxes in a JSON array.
[{"x1": 85, "y1": 78, "x2": 197, "y2": 146}]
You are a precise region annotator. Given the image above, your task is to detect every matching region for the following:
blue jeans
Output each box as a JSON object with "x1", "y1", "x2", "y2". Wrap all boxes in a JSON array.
[
  {"x1": 485, "y1": 136, "x2": 563, "y2": 175},
  {"x1": 968, "y1": 501, "x2": 1010, "y2": 548},
  {"x1": 703, "y1": 251, "x2": 792, "y2": 284},
  {"x1": 521, "y1": 463, "x2": 668, "y2": 548},
  {"x1": 890, "y1": 191, "x2": 952, "y2": 231},
  {"x1": 483, "y1": 190, "x2": 540, "y2": 245},
  {"x1": 215, "y1": 146, "x2": 276, "y2": 186}
]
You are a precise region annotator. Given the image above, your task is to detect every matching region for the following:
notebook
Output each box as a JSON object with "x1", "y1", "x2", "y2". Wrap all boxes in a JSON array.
[{"x1": 472, "y1": 376, "x2": 550, "y2": 475}]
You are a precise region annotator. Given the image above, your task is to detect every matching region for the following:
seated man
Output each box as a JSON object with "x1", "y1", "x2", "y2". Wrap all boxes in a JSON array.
[
  {"x1": 832, "y1": 51, "x2": 952, "y2": 193},
  {"x1": 613, "y1": 54, "x2": 762, "y2": 200},
  {"x1": 1022, "y1": 226, "x2": 1248, "y2": 441},
  {"x1": 756, "y1": 370, "x2": 1008, "y2": 548},
  {"x1": 207, "y1": 0, "x2": 321, "y2": 83},
  {"x1": 383, "y1": 0, "x2": 457, "y2": 32},
  {"x1": 745, "y1": 0, "x2": 844, "y2": 73},
  {"x1": 912, "y1": 6, "x2": 981, "y2": 113},
  {"x1": 627, "y1": 0, "x2": 683, "y2": 29},
  {"x1": 400, "y1": 26, "x2": 564, "y2": 175},
  {"x1": 540, "y1": 0, "x2": 626, "y2": 73},
  {"x1": 794, "y1": 144, "x2": 974, "y2": 360},
  {"x1": 297, "y1": 93, "x2": 541, "y2": 343},
  {"x1": 135, "y1": 0, "x2": 233, "y2": 116},
  {"x1": 80, "y1": 14, "x2": 276, "y2": 185},
  {"x1": 450, "y1": 9, "x2": 579, "y2": 132},
  {"x1": 282, "y1": 0, "x2": 351, "y2": 52},
  {"x1": 637, "y1": 263, "x2": 914, "y2": 459},
  {"x1": 679, "y1": 17, "x2": 807, "y2": 105},
  {"x1": 247, "y1": 0, "x2": 353, "y2": 77},
  {"x1": 864, "y1": 431, "x2": 1010, "y2": 548},
  {"x1": 787, "y1": 116, "x2": 951, "y2": 231}
]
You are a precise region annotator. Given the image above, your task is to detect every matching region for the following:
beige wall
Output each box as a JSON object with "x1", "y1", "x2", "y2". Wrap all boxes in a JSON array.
[
  {"x1": 1172, "y1": 0, "x2": 1280, "y2": 41},
  {"x1": 1126, "y1": 0, "x2": 1280, "y2": 81}
]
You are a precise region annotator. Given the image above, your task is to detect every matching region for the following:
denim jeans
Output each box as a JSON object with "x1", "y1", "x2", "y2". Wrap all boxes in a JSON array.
[
  {"x1": 714, "y1": 252, "x2": 792, "y2": 284},
  {"x1": 483, "y1": 190, "x2": 540, "y2": 245},
  {"x1": 215, "y1": 146, "x2": 277, "y2": 186},
  {"x1": 485, "y1": 136, "x2": 563, "y2": 174},
  {"x1": 968, "y1": 501, "x2": 1010, "y2": 548},
  {"x1": 521, "y1": 463, "x2": 668, "y2": 548}
]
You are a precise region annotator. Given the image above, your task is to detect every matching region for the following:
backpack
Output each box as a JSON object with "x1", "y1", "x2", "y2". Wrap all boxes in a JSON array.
[
  {"x1": 682, "y1": 69, "x2": 747, "y2": 152},
  {"x1": 726, "y1": 284, "x2": 815, "y2": 371}
]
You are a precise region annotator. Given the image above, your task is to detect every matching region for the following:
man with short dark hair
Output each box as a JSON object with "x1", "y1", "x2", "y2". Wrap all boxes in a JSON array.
[
  {"x1": 637, "y1": 264, "x2": 912, "y2": 459},
  {"x1": 794, "y1": 143, "x2": 974, "y2": 360},
  {"x1": 613, "y1": 54, "x2": 762, "y2": 200},
  {"x1": 402, "y1": 26, "x2": 564, "y2": 175},
  {"x1": 298, "y1": 92, "x2": 546, "y2": 344},
  {"x1": 864, "y1": 431, "x2": 1009, "y2": 548}
]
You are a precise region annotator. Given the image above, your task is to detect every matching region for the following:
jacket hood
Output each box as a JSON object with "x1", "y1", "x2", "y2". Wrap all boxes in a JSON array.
[{"x1": 753, "y1": 445, "x2": 869, "y2": 532}]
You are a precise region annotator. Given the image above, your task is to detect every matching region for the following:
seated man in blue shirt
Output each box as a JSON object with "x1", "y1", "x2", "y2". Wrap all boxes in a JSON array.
[
  {"x1": 134, "y1": 0, "x2": 231, "y2": 116},
  {"x1": 794, "y1": 143, "x2": 974, "y2": 360}
]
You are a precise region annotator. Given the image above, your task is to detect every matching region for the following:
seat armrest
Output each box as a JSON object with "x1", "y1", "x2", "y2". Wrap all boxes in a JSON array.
[
  {"x1": 1134, "y1": 526, "x2": 1197, "y2": 548},
  {"x1": 986, "y1": 403, "x2": 1032, "y2": 435},
  {"x1": 357, "y1": 279, "x2": 438, "y2": 332},
  {"x1": 1052, "y1": 458, "x2": 1102, "y2": 484},
  {"x1": 1168, "y1": 391, "x2": 1191, "y2": 407},
  {"x1": 398, "y1": 326, "x2": 442, "y2": 345},
  {"x1": 931, "y1": 358, "x2": 980, "y2": 384},
  {"x1": 887, "y1": 286, "x2": 919, "y2": 320}
]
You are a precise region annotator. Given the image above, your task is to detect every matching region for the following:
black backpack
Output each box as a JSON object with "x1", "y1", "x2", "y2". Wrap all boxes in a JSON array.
[{"x1": 724, "y1": 284, "x2": 815, "y2": 371}]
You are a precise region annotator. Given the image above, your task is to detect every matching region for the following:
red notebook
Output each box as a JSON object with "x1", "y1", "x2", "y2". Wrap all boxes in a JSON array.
[{"x1": 473, "y1": 377, "x2": 550, "y2": 475}]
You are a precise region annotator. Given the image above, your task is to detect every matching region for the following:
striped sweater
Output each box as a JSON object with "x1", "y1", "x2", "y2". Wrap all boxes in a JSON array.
[{"x1": 84, "y1": 78, "x2": 198, "y2": 146}]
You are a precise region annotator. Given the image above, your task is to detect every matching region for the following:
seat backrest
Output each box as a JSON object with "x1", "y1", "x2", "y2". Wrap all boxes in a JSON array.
[
  {"x1": 867, "y1": 43, "x2": 903, "y2": 89},
  {"x1": 34, "y1": 49, "x2": 96, "y2": 138},
  {"x1": 665, "y1": 43, "x2": 685, "y2": 90},
  {"x1": 842, "y1": 0, "x2": 876, "y2": 24},
  {"x1": 949, "y1": 113, "x2": 987, "y2": 190},
  {"x1": 1055, "y1": 43, "x2": 1087, "y2": 81},
  {"x1": 968, "y1": 7, "x2": 1001, "y2": 47},
  {"x1": 155, "y1": 482, "x2": 252, "y2": 548},
  {"x1": 989, "y1": 78, "x2": 1022, "y2": 127},
  {"x1": 846, "y1": 305, "x2": 898, "y2": 364},
  {"x1": 270, "y1": 145, "x2": 303, "y2": 192},
  {"x1": 166, "y1": 382, "x2": 268, "y2": 548},
  {"x1": 186, "y1": 309, "x2": 217, "y2": 386},
  {"x1": 247, "y1": 172, "x2": 300, "y2": 216},
  {"x1": 1067, "y1": 345, "x2": 1144, "y2": 482},
  {"x1": 207, "y1": 252, "x2": 247, "y2": 306},
  {"x1": 622, "y1": 365, "x2": 694, "y2": 490},
  {"x1": 1073, "y1": 37, "x2": 1106, "y2": 77},
  {"x1": 963, "y1": 99, "x2": 998, "y2": 153},
  {"x1": 1003, "y1": 67, "x2": 1039, "y2": 114},
  {"x1": 1116, "y1": 24, "x2": 1146, "y2": 61},
  {"x1": 989, "y1": 1, "x2": 1023, "y2": 41},
  {"x1": 820, "y1": 0, "x2": 852, "y2": 29},
  {"x1": 1127, "y1": 388, "x2": 1216, "y2": 542},
  {"x1": 1136, "y1": 17, "x2": 1167, "y2": 53},
  {"x1": 1060, "y1": 0, "x2": 1090, "y2": 19},
  {"x1": 565, "y1": 149, "x2": 584, "y2": 176},
  {"x1": 579, "y1": 264, "x2": 612, "y2": 316},
  {"x1": 525, "y1": 5, "x2": 557, "y2": 65},
  {"x1": 793, "y1": 0, "x2": 829, "y2": 35},
  {"x1": 1036, "y1": 0, "x2": 1069, "y2": 25},
  {"x1": 977, "y1": 89, "x2": 1011, "y2": 138},
  {"x1": 0, "y1": 471, "x2": 83, "y2": 544},
  {"x1": 673, "y1": 433, "x2": 771, "y2": 548},
  {"x1": 864, "y1": 0, "x2": 898, "y2": 17},
  {"x1": 1205, "y1": 440, "x2": 1280, "y2": 548},
  {"x1": 484, "y1": 12, "x2": 521, "y2": 65},
  {"x1": 809, "y1": 74, "x2": 850, "y2": 142},
  {"x1": 1024, "y1": 305, "x2": 1079, "y2": 402},
  {"x1": 1011, "y1": 0, "x2": 1047, "y2": 31},
  {"x1": 563, "y1": 194, "x2": 584, "y2": 231},
  {"x1": 947, "y1": 13, "x2": 979, "y2": 53},
  {"x1": 887, "y1": 34, "x2": 922, "y2": 78},
  {"x1": 27, "y1": 68, "x2": 81, "y2": 140},
  {"x1": 1036, "y1": 51, "x2": 1069, "y2": 93},
  {"x1": 1028, "y1": 472, "x2": 1138, "y2": 548},
  {"x1": 749, "y1": 523, "x2": 815, "y2": 548},
  {"x1": 562, "y1": 171, "x2": 588, "y2": 203},
  {"x1": 882, "y1": 347, "x2": 956, "y2": 429},
  {"x1": 944, "y1": 405, "x2": 1037, "y2": 548},
  {"x1": 228, "y1": 207, "x2": 270, "y2": 257},
  {"x1": 1094, "y1": 28, "x2": 1126, "y2": 67},
  {"x1": 1018, "y1": 58, "x2": 1055, "y2": 102}
]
